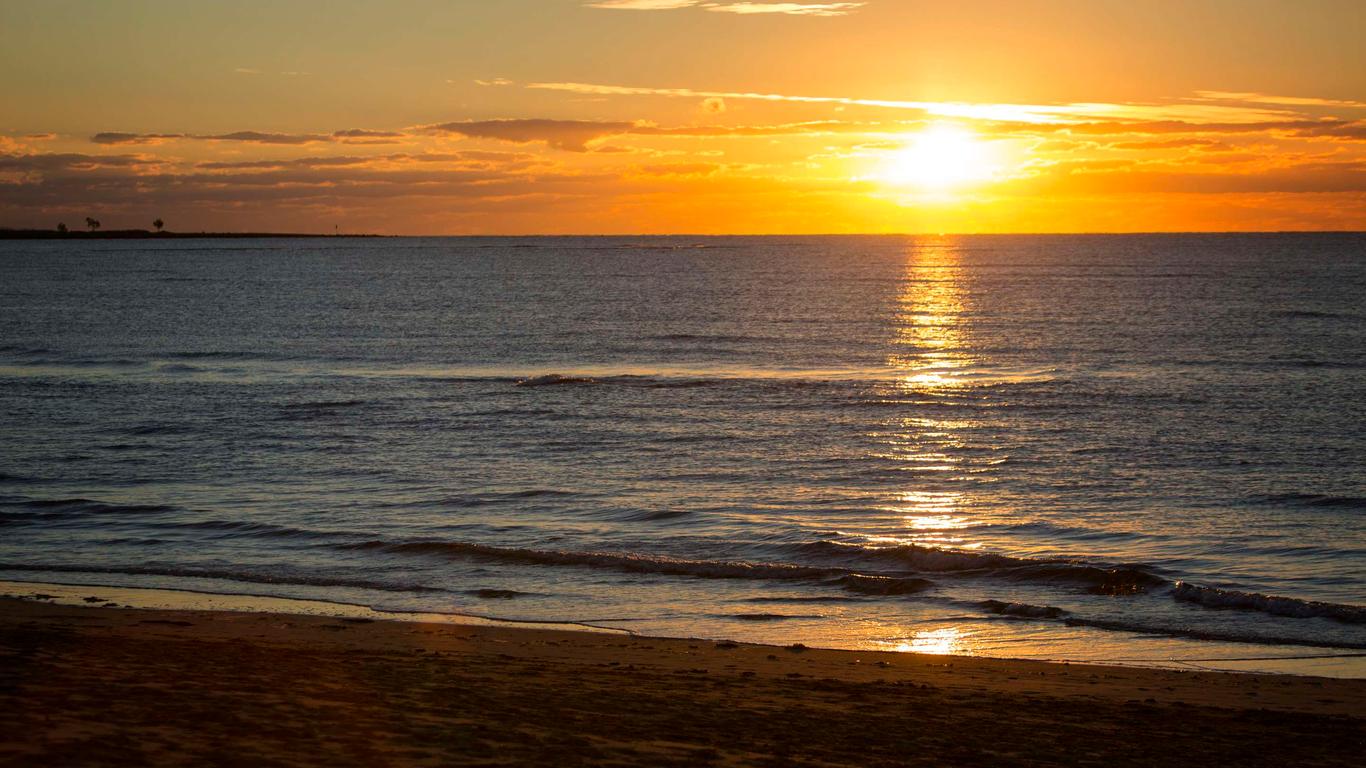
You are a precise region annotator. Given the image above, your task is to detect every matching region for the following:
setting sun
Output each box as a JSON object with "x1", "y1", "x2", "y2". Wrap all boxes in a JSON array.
[{"x1": 881, "y1": 125, "x2": 1000, "y2": 190}]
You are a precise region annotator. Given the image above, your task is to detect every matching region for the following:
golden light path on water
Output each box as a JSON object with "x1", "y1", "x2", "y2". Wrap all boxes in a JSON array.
[{"x1": 874, "y1": 239, "x2": 987, "y2": 656}]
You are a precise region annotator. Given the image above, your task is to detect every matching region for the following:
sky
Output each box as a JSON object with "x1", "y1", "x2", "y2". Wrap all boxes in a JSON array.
[{"x1": 1, "y1": 0, "x2": 1364, "y2": 234}]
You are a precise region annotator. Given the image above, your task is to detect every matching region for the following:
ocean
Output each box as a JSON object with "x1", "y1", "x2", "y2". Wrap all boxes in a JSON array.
[{"x1": 2, "y1": 234, "x2": 1363, "y2": 673}]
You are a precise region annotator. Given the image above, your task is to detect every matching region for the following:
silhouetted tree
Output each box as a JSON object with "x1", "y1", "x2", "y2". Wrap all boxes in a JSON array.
[
  {"x1": 153, "y1": 218, "x2": 164, "y2": 233},
  {"x1": 57, "y1": 222, "x2": 67, "y2": 233},
  {"x1": 85, "y1": 217, "x2": 100, "y2": 232}
]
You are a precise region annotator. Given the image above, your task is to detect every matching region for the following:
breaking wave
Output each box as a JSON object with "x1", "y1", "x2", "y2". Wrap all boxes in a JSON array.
[
  {"x1": 977, "y1": 599, "x2": 1068, "y2": 619},
  {"x1": 515, "y1": 374, "x2": 597, "y2": 387},
  {"x1": 800, "y1": 540, "x2": 1166, "y2": 594},
  {"x1": 1172, "y1": 582, "x2": 1366, "y2": 625},
  {"x1": 337, "y1": 539, "x2": 933, "y2": 597}
]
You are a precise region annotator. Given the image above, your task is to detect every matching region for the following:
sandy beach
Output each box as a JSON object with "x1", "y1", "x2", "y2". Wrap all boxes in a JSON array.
[{"x1": 1, "y1": 595, "x2": 1361, "y2": 767}]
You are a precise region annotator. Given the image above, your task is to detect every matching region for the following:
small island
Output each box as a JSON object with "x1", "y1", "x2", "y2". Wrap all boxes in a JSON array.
[{"x1": 0, "y1": 228, "x2": 379, "y2": 239}]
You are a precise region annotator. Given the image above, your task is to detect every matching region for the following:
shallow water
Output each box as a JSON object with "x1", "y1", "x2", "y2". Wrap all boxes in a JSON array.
[{"x1": 1, "y1": 234, "x2": 1363, "y2": 671}]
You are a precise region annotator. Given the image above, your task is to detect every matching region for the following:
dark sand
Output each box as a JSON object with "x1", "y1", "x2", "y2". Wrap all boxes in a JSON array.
[{"x1": 1, "y1": 598, "x2": 1361, "y2": 766}]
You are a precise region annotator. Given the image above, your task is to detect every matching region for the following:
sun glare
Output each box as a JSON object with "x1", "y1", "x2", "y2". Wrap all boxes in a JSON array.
[{"x1": 881, "y1": 124, "x2": 999, "y2": 190}]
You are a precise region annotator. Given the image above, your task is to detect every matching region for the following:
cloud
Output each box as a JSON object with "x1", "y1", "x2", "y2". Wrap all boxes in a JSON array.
[
  {"x1": 0, "y1": 153, "x2": 162, "y2": 171},
  {"x1": 473, "y1": 78, "x2": 514, "y2": 87},
  {"x1": 235, "y1": 67, "x2": 311, "y2": 77},
  {"x1": 421, "y1": 117, "x2": 922, "y2": 150},
  {"x1": 585, "y1": 1, "x2": 700, "y2": 9},
  {"x1": 1109, "y1": 138, "x2": 1228, "y2": 151},
  {"x1": 423, "y1": 119, "x2": 634, "y2": 151},
  {"x1": 194, "y1": 151, "x2": 547, "y2": 172},
  {"x1": 526, "y1": 81, "x2": 1307, "y2": 124},
  {"x1": 585, "y1": 1, "x2": 864, "y2": 15},
  {"x1": 706, "y1": 3, "x2": 865, "y2": 16},
  {"x1": 701, "y1": 97, "x2": 727, "y2": 114},
  {"x1": 90, "y1": 132, "x2": 186, "y2": 145},
  {"x1": 196, "y1": 156, "x2": 374, "y2": 170},
  {"x1": 1194, "y1": 91, "x2": 1366, "y2": 110},
  {"x1": 332, "y1": 129, "x2": 408, "y2": 145},
  {"x1": 0, "y1": 153, "x2": 613, "y2": 216},
  {"x1": 1033, "y1": 119, "x2": 1366, "y2": 141},
  {"x1": 635, "y1": 162, "x2": 721, "y2": 176},
  {"x1": 92, "y1": 130, "x2": 402, "y2": 146},
  {"x1": 1011, "y1": 161, "x2": 1366, "y2": 195}
]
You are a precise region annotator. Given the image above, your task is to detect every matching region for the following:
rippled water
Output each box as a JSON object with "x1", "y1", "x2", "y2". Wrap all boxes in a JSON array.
[{"x1": 2, "y1": 234, "x2": 1363, "y2": 667}]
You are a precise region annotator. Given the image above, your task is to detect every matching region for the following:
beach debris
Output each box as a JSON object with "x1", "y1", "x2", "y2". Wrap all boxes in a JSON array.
[{"x1": 786, "y1": 643, "x2": 808, "y2": 653}]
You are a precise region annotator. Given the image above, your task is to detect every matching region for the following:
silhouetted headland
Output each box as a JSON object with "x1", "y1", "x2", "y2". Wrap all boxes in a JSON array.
[{"x1": 0, "y1": 228, "x2": 380, "y2": 239}]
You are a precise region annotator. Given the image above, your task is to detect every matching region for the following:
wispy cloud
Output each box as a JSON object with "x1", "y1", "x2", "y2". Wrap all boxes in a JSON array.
[
  {"x1": 586, "y1": 0, "x2": 698, "y2": 9},
  {"x1": 91, "y1": 129, "x2": 409, "y2": 146},
  {"x1": 1194, "y1": 91, "x2": 1366, "y2": 110},
  {"x1": 421, "y1": 117, "x2": 922, "y2": 150},
  {"x1": 525, "y1": 81, "x2": 1302, "y2": 124},
  {"x1": 424, "y1": 119, "x2": 635, "y2": 151},
  {"x1": 706, "y1": 3, "x2": 864, "y2": 15},
  {"x1": 89, "y1": 133, "x2": 188, "y2": 145},
  {"x1": 235, "y1": 67, "x2": 312, "y2": 77},
  {"x1": 586, "y1": 1, "x2": 865, "y2": 16}
]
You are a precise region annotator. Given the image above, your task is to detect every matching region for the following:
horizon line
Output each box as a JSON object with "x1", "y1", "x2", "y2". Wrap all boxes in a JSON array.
[{"x1": 3, "y1": 228, "x2": 1365, "y2": 239}]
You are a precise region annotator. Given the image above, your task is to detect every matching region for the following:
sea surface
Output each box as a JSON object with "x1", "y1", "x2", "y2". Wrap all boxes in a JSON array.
[{"x1": 2, "y1": 234, "x2": 1364, "y2": 672}]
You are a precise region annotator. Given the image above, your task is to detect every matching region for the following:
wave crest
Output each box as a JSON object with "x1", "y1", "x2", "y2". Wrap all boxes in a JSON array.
[{"x1": 1172, "y1": 582, "x2": 1366, "y2": 625}]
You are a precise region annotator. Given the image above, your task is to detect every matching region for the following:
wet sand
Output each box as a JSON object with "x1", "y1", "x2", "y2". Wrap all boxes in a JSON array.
[{"x1": 1, "y1": 597, "x2": 1362, "y2": 767}]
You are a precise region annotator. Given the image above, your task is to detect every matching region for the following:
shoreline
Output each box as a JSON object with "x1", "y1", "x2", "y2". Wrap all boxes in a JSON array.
[
  {"x1": 4, "y1": 578, "x2": 1364, "y2": 680},
  {"x1": 1, "y1": 595, "x2": 1362, "y2": 766}
]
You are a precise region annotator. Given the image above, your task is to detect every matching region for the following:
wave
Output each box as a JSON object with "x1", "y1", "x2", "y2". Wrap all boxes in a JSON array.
[
  {"x1": 616, "y1": 508, "x2": 696, "y2": 522},
  {"x1": 1275, "y1": 309, "x2": 1360, "y2": 321},
  {"x1": 799, "y1": 540, "x2": 1165, "y2": 595},
  {"x1": 515, "y1": 374, "x2": 597, "y2": 387},
  {"x1": 0, "y1": 345, "x2": 57, "y2": 356},
  {"x1": 1254, "y1": 493, "x2": 1366, "y2": 510},
  {"x1": 646, "y1": 334, "x2": 768, "y2": 344},
  {"x1": 977, "y1": 599, "x2": 1067, "y2": 619},
  {"x1": 831, "y1": 573, "x2": 932, "y2": 595},
  {"x1": 337, "y1": 539, "x2": 933, "y2": 597},
  {"x1": 148, "y1": 519, "x2": 320, "y2": 539},
  {"x1": 1172, "y1": 582, "x2": 1366, "y2": 625},
  {"x1": 1062, "y1": 616, "x2": 1366, "y2": 650},
  {"x1": 0, "y1": 498, "x2": 179, "y2": 523},
  {"x1": 120, "y1": 424, "x2": 195, "y2": 436},
  {"x1": 279, "y1": 399, "x2": 369, "y2": 410},
  {"x1": 644, "y1": 379, "x2": 717, "y2": 389},
  {"x1": 403, "y1": 489, "x2": 581, "y2": 510},
  {"x1": 465, "y1": 589, "x2": 538, "y2": 599},
  {"x1": 0, "y1": 562, "x2": 448, "y2": 594}
]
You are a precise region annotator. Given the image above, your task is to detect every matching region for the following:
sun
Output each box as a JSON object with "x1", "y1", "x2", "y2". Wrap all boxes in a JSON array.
[{"x1": 881, "y1": 124, "x2": 1000, "y2": 190}]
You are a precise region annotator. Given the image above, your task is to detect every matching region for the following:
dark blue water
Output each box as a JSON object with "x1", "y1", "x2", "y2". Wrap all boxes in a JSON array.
[{"x1": 2, "y1": 234, "x2": 1363, "y2": 664}]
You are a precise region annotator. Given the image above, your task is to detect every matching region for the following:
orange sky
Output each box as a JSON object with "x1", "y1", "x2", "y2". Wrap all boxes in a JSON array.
[{"x1": 2, "y1": 1, "x2": 1364, "y2": 233}]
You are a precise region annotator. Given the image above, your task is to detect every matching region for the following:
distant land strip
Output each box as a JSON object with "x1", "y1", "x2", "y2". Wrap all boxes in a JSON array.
[{"x1": 0, "y1": 229, "x2": 380, "y2": 239}]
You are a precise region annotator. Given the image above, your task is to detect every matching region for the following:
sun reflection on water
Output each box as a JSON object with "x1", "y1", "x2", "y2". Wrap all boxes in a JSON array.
[
  {"x1": 892, "y1": 626, "x2": 971, "y2": 656},
  {"x1": 872, "y1": 240, "x2": 989, "y2": 553}
]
